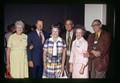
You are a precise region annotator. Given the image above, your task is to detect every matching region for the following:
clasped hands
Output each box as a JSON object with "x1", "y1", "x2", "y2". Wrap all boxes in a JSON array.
[{"x1": 83, "y1": 50, "x2": 101, "y2": 57}]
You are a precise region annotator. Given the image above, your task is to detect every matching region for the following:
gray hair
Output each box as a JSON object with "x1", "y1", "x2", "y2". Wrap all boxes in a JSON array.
[
  {"x1": 75, "y1": 24, "x2": 86, "y2": 36},
  {"x1": 15, "y1": 20, "x2": 24, "y2": 28}
]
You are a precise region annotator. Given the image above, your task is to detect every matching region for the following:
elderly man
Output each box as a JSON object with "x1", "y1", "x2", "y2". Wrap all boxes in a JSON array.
[{"x1": 85, "y1": 19, "x2": 112, "y2": 78}]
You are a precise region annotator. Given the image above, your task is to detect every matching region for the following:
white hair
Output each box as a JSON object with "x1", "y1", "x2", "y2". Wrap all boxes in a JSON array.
[{"x1": 15, "y1": 20, "x2": 24, "y2": 28}]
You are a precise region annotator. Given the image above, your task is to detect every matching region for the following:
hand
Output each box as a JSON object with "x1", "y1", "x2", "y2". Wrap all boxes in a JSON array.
[
  {"x1": 79, "y1": 64, "x2": 85, "y2": 74},
  {"x1": 79, "y1": 67, "x2": 84, "y2": 74},
  {"x1": 83, "y1": 51, "x2": 89, "y2": 57},
  {"x1": 28, "y1": 61, "x2": 34, "y2": 68},
  {"x1": 69, "y1": 64, "x2": 73, "y2": 73},
  {"x1": 56, "y1": 70, "x2": 62, "y2": 77},
  {"x1": 5, "y1": 64, "x2": 11, "y2": 78},
  {"x1": 29, "y1": 44, "x2": 34, "y2": 50},
  {"x1": 61, "y1": 66, "x2": 64, "y2": 76},
  {"x1": 91, "y1": 50, "x2": 101, "y2": 57}
]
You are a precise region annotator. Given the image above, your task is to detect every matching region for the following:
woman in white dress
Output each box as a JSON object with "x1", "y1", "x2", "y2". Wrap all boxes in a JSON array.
[{"x1": 69, "y1": 27, "x2": 88, "y2": 78}]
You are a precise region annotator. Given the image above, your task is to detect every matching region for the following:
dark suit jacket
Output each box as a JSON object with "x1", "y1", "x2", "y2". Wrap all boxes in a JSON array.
[
  {"x1": 27, "y1": 30, "x2": 48, "y2": 66},
  {"x1": 60, "y1": 30, "x2": 76, "y2": 51},
  {"x1": 87, "y1": 30, "x2": 112, "y2": 72}
]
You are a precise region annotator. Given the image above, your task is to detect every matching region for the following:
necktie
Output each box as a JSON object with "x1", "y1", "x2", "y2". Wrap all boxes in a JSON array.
[
  {"x1": 95, "y1": 33, "x2": 99, "y2": 40},
  {"x1": 67, "y1": 32, "x2": 71, "y2": 50},
  {"x1": 39, "y1": 31, "x2": 43, "y2": 43},
  {"x1": 39, "y1": 31, "x2": 45, "y2": 44},
  {"x1": 39, "y1": 31, "x2": 42, "y2": 39}
]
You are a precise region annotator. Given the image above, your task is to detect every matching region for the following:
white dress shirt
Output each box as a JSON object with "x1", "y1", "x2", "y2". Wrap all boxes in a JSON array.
[{"x1": 66, "y1": 30, "x2": 73, "y2": 56}]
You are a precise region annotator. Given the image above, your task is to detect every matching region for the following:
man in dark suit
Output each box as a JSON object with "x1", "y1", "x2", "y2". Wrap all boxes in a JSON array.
[
  {"x1": 85, "y1": 19, "x2": 112, "y2": 78},
  {"x1": 27, "y1": 19, "x2": 48, "y2": 78},
  {"x1": 61, "y1": 19, "x2": 75, "y2": 78}
]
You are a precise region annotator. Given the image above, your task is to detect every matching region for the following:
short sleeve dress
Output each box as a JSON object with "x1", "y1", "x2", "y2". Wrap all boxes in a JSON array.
[
  {"x1": 69, "y1": 37, "x2": 88, "y2": 78},
  {"x1": 43, "y1": 37, "x2": 66, "y2": 78},
  {"x1": 7, "y1": 33, "x2": 28, "y2": 78}
]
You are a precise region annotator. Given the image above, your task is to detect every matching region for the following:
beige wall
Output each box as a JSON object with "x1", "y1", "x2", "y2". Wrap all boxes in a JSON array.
[{"x1": 85, "y1": 4, "x2": 107, "y2": 33}]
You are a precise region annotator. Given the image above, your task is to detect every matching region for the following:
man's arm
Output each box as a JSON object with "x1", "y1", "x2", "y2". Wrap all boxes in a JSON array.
[{"x1": 27, "y1": 33, "x2": 34, "y2": 67}]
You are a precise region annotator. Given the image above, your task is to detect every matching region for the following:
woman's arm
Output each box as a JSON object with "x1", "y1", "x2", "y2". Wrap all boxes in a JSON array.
[
  {"x1": 43, "y1": 49, "x2": 47, "y2": 71},
  {"x1": 82, "y1": 41, "x2": 89, "y2": 66},
  {"x1": 6, "y1": 48, "x2": 10, "y2": 70},
  {"x1": 43, "y1": 39, "x2": 48, "y2": 71},
  {"x1": 61, "y1": 48, "x2": 66, "y2": 71},
  {"x1": 79, "y1": 64, "x2": 85, "y2": 74}
]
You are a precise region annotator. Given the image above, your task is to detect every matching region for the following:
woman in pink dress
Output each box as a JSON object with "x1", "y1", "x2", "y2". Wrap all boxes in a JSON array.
[{"x1": 69, "y1": 27, "x2": 88, "y2": 78}]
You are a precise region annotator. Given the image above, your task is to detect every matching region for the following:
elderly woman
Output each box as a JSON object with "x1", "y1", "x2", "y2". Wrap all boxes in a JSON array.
[
  {"x1": 69, "y1": 27, "x2": 88, "y2": 78},
  {"x1": 43, "y1": 24, "x2": 66, "y2": 78},
  {"x1": 6, "y1": 20, "x2": 28, "y2": 78}
]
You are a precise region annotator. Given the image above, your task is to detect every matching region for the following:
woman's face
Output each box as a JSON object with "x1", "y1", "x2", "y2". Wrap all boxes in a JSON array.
[
  {"x1": 76, "y1": 29, "x2": 83, "y2": 39},
  {"x1": 16, "y1": 25, "x2": 24, "y2": 34},
  {"x1": 52, "y1": 28, "x2": 59, "y2": 38}
]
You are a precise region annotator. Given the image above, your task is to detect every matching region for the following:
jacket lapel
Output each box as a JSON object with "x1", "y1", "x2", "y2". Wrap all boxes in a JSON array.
[
  {"x1": 95, "y1": 30, "x2": 104, "y2": 50},
  {"x1": 34, "y1": 31, "x2": 42, "y2": 43}
]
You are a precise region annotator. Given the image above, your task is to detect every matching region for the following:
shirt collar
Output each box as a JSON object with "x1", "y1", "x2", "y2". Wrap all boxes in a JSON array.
[
  {"x1": 36, "y1": 29, "x2": 42, "y2": 34},
  {"x1": 67, "y1": 29, "x2": 73, "y2": 34},
  {"x1": 75, "y1": 37, "x2": 84, "y2": 42},
  {"x1": 49, "y1": 36, "x2": 62, "y2": 42}
]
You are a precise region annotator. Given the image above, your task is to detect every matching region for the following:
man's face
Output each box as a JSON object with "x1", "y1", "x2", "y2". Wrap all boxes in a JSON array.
[
  {"x1": 65, "y1": 20, "x2": 74, "y2": 31},
  {"x1": 36, "y1": 20, "x2": 43, "y2": 30},
  {"x1": 91, "y1": 21, "x2": 102, "y2": 33},
  {"x1": 11, "y1": 26, "x2": 16, "y2": 33}
]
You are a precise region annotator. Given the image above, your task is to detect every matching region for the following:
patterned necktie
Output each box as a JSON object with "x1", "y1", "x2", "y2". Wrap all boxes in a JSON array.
[
  {"x1": 95, "y1": 33, "x2": 99, "y2": 41},
  {"x1": 39, "y1": 31, "x2": 45, "y2": 44},
  {"x1": 39, "y1": 31, "x2": 42, "y2": 42},
  {"x1": 67, "y1": 32, "x2": 71, "y2": 50}
]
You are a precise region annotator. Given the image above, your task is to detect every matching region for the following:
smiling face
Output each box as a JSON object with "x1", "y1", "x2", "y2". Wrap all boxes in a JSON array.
[
  {"x1": 16, "y1": 25, "x2": 24, "y2": 35},
  {"x1": 15, "y1": 20, "x2": 24, "y2": 35},
  {"x1": 76, "y1": 28, "x2": 83, "y2": 39},
  {"x1": 91, "y1": 20, "x2": 102, "y2": 33},
  {"x1": 36, "y1": 20, "x2": 44, "y2": 31},
  {"x1": 51, "y1": 27, "x2": 59, "y2": 38},
  {"x1": 65, "y1": 20, "x2": 74, "y2": 32}
]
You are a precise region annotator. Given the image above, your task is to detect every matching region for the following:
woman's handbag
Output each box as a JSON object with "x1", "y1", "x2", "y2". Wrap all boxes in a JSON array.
[
  {"x1": 42, "y1": 70, "x2": 68, "y2": 78},
  {"x1": 57, "y1": 70, "x2": 68, "y2": 78}
]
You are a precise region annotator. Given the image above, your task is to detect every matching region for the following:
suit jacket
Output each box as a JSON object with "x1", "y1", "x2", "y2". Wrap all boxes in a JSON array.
[
  {"x1": 60, "y1": 30, "x2": 76, "y2": 51},
  {"x1": 27, "y1": 30, "x2": 48, "y2": 66},
  {"x1": 87, "y1": 30, "x2": 112, "y2": 72}
]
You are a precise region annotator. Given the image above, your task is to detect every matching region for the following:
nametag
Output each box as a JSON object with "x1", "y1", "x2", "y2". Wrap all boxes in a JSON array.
[
  {"x1": 75, "y1": 41, "x2": 80, "y2": 48},
  {"x1": 94, "y1": 40, "x2": 98, "y2": 44}
]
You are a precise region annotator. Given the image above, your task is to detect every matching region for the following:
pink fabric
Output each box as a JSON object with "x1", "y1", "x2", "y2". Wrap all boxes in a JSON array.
[
  {"x1": 72, "y1": 64, "x2": 88, "y2": 78},
  {"x1": 69, "y1": 37, "x2": 88, "y2": 78}
]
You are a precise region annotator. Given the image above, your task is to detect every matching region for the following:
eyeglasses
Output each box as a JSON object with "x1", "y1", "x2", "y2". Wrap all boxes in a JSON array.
[
  {"x1": 91, "y1": 24, "x2": 100, "y2": 27},
  {"x1": 65, "y1": 23, "x2": 73, "y2": 26}
]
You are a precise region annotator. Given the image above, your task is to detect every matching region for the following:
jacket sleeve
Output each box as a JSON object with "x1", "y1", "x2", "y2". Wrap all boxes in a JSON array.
[
  {"x1": 97, "y1": 32, "x2": 112, "y2": 58},
  {"x1": 27, "y1": 33, "x2": 32, "y2": 61},
  {"x1": 87, "y1": 34, "x2": 95, "y2": 59},
  {"x1": 69, "y1": 41, "x2": 74, "y2": 63}
]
